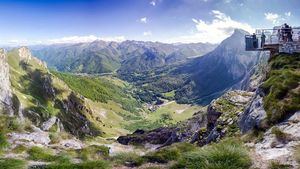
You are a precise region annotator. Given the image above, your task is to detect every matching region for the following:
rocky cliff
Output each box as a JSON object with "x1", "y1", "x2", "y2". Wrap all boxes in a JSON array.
[
  {"x1": 117, "y1": 90, "x2": 253, "y2": 147},
  {"x1": 0, "y1": 48, "x2": 13, "y2": 116}
]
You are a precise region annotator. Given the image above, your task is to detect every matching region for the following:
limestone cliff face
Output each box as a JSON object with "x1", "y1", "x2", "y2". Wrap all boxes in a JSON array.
[
  {"x1": 0, "y1": 49, "x2": 13, "y2": 115},
  {"x1": 18, "y1": 46, "x2": 32, "y2": 61},
  {"x1": 18, "y1": 46, "x2": 47, "y2": 67},
  {"x1": 196, "y1": 90, "x2": 253, "y2": 145}
]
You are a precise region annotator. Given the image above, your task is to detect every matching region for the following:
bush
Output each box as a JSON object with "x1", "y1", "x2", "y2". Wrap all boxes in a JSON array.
[
  {"x1": 44, "y1": 160, "x2": 110, "y2": 169},
  {"x1": 78, "y1": 145, "x2": 110, "y2": 161},
  {"x1": 112, "y1": 152, "x2": 145, "y2": 167},
  {"x1": 171, "y1": 139, "x2": 252, "y2": 169},
  {"x1": 0, "y1": 158, "x2": 27, "y2": 169}
]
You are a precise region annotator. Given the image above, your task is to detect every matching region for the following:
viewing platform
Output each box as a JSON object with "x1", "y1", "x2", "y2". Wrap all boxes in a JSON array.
[{"x1": 245, "y1": 25, "x2": 300, "y2": 54}]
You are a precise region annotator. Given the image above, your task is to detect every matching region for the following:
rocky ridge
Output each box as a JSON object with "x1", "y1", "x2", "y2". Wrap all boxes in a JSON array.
[{"x1": 0, "y1": 48, "x2": 14, "y2": 116}]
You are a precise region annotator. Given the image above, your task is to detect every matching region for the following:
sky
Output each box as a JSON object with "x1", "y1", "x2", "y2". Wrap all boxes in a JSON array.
[{"x1": 0, "y1": 0, "x2": 299, "y2": 45}]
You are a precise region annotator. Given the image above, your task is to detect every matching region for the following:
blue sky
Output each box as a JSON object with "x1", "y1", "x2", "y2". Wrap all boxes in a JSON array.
[{"x1": 0, "y1": 0, "x2": 299, "y2": 45}]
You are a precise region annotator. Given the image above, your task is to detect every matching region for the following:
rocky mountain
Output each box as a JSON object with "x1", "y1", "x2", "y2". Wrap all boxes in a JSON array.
[
  {"x1": 172, "y1": 29, "x2": 262, "y2": 104},
  {"x1": 117, "y1": 52, "x2": 300, "y2": 168},
  {"x1": 122, "y1": 29, "x2": 264, "y2": 105},
  {"x1": 31, "y1": 40, "x2": 216, "y2": 74}
]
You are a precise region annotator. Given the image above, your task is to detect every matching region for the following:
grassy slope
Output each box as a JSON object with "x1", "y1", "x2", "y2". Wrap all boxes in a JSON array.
[
  {"x1": 261, "y1": 53, "x2": 300, "y2": 124},
  {"x1": 125, "y1": 101, "x2": 202, "y2": 131},
  {"x1": 52, "y1": 71, "x2": 202, "y2": 133},
  {"x1": 7, "y1": 49, "x2": 61, "y2": 119}
]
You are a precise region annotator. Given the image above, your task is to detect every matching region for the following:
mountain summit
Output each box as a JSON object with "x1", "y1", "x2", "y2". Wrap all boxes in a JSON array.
[{"x1": 174, "y1": 29, "x2": 261, "y2": 104}]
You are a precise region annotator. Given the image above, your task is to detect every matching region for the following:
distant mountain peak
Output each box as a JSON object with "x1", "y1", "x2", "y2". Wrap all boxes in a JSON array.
[{"x1": 233, "y1": 29, "x2": 249, "y2": 36}]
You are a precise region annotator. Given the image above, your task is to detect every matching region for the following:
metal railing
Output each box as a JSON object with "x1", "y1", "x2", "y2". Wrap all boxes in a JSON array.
[
  {"x1": 254, "y1": 27, "x2": 300, "y2": 45},
  {"x1": 246, "y1": 27, "x2": 300, "y2": 51}
]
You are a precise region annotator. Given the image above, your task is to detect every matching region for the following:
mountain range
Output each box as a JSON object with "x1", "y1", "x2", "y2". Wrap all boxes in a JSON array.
[
  {"x1": 31, "y1": 29, "x2": 262, "y2": 105},
  {"x1": 31, "y1": 41, "x2": 217, "y2": 74},
  {"x1": 0, "y1": 28, "x2": 300, "y2": 169}
]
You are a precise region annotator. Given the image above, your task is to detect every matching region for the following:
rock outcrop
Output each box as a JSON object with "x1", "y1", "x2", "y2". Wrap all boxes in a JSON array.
[
  {"x1": 195, "y1": 90, "x2": 254, "y2": 145},
  {"x1": 250, "y1": 111, "x2": 300, "y2": 168},
  {"x1": 0, "y1": 49, "x2": 14, "y2": 116},
  {"x1": 239, "y1": 88, "x2": 268, "y2": 133},
  {"x1": 58, "y1": 92, "x2": 101, "y2": 138},
  {"x1": 117, "y1": 90, "x2": 253, "y2": 147},
  {"x1": 117, "y1": 110, "x2": 207, "y2": 147}
]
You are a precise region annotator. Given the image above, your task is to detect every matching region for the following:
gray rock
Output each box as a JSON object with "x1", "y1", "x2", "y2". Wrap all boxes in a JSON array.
[
  {"x1": 0, "y1": 49, "x2": 14, "y2": 116},
  {"x1": 41, "y1": 117, "x2": 57, "y2": 131},
  {"x1": 239, "y1": 89, "x2": 267, "y2": 133},
  {"x1": 8, "y1": 126, "x2": 51, "y2": 146}
]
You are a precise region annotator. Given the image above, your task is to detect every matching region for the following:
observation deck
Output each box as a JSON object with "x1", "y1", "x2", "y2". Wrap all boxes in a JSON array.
[{"x1": 245, "y1": 25, "x2": 300, "y2": 54}]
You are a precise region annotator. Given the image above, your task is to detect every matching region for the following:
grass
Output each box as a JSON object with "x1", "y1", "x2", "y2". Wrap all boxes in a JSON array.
[
  {"x1": 144, "y1": 142, "x2": 198, "y2": 164},
  {"x1": 271, "y1": 127, "x2": 288, "y2": 141},
  {"x1": 78, "y1": 145, "x2": 110, "y2": 161},
  {"x1": 261, "y1": 53, "x2": 300, "y2": 124},
  {"x1": 144, "y1": 147, "x2": 181, "y2": 163},
  {"x1": 12, "y1": 145, "x2": 27, "y2": 154},
  {"x1": 125, "y1": 101, "x2": 202, "y2": 131},
  {"x1": 241, "y1": 128, "x2": 265, "y2": 143},
  {"x1": 27, "y1": 146, "x2": 56, "y2": 162},
  {"x1": 0, "y1": 158, "x2": 27, "y2": 169},
  {"x1": 268, "y1": 161, "x2": 292, "y2": 169},
  {"x1": 52, "y1": 71, "x2": 141, "y2": 113},
  {"x1": 112, "y1": 152, "x2": 145, "y2": 167},
  {"x1": 7, "y1": 49, "x2": 61, "y2": 122},
  {"x1": 0, "y1": 132, "x2": 9, "y2": 152},
  {"x1": 27, "y1": 146, "x2": 72, "y2": 163},
  {"x1": 44, "y1": 160, "x2": 111, "y2": 169},
  {"x1": 171, "y1": 139, "x2": 252, "y2": 169}
]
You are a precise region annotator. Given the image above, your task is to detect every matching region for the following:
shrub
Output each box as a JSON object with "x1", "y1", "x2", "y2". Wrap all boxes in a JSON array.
[
  {"x1": 78, "y1": 145, "x2": 110, "y2": 161},
  {"x1": 171, "y1": 139, "x2": 252, "y2": 169},
  {"x1": 44, "y1": 160, "x2": 110, "y2": 169},
  {"x1": 112, "y1": 152, "x2": 145, "y2": 167},
  {"x1": 0, "y1": 158, "x2": 27, "y2": 169}
]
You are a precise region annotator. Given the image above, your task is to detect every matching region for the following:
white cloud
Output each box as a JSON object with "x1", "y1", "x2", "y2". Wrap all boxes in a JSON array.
[
  {"x1": 264, "y1": 12, "x2": 292, "y2": 25},
  {"x1": 140, "y1": 17, "x2": 147, "y2": 24},
  {"x1": 47, "y1": 35, "x2": 126, "y2": 44},
  {"x1": 264, "y1": 12, "x2": 280, "y2": 24},
  {"x1": 224, "y1": 0, "x2": 232, "y2": 3},
  {"x1": 285, "y1": 12, "x2": 292, "y2": 17},
  {"x1": 143, "y1": 31, "x2": 152, "y2": 36},
  {"x1": 4, "y1": 35, "x2": 126, "y2": 45},
  {"x1": 150, "y1": 0, "x2": 156, "y2": 6},
  {"x1": 168, "y1": 10, "x2": 254, "y2": 44}
]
